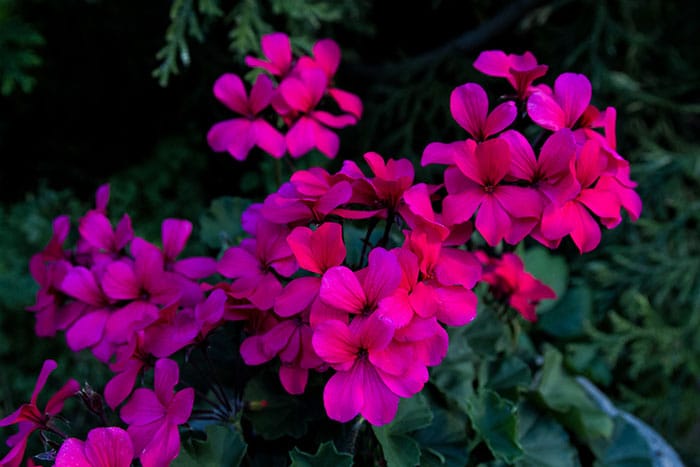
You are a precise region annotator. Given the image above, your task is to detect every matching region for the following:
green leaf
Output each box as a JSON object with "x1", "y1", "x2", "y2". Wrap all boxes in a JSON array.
[
  {"x1": 430, "y1": 327, "x2": 477, "y2": 413},
  {"x1": 199, "y1": 196, "x2": 252, "y2": 251},
  {"x1": 414, "y1": 406, "x2": 469, "y2": 467},
  {"x1": 463, "y1": 306, "x2": 508, "y2": 358},
  {"x1": 522, "y1": 246, "x2": 568, "y2": 313},
  {"x1": 466, "y1": 389, "x2": 523, "y2": 463},
  {"x1": 537, "y1": 285, "x2": 592, "y2": 338},
  {"x1": 289, "y1": 441, "x2": 353, "y2": 467},
  {"x1": 565, "y1": 343, "x2": 612, "y2": 386},
  {"x1": 516, "y1": 403, "x2": 579, "y2": 467},
  {"x1": 243, "y1": 370, "x2": 313, "y2": 440},
  {"x1": 485, "y1": 356, "x2": 532, "y2": 392},
  {"x1": 534, "y1": 345, "x2": 614, "y2": 442},
  {"x1": 173, "y1": 423, "x2": 247, "y2": 467},
  {"x1": 372, "y1": 393, "x2": 433, "y2": 467},
  {"x1": 591, "y1": 417, "x2": 653, "y2": 467}
]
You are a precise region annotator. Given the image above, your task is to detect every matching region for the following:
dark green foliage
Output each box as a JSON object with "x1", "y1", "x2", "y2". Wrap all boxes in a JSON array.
[{"x1": 0, "y1": 0, "x2": 44, "y2": 95}]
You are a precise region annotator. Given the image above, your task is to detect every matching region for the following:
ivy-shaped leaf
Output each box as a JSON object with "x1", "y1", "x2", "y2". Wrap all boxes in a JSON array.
[
  {"x1": 515, "y1": 403, "x2": 579, "y2": 467},
  {"x1": 372, "y1": 393, "x2": 433, "y2": 467},
  {"x1": 414, "y1": 405, "x2": 469, "y2": 467},
  {"x1": 199, "y1": 196, "x2": 252, "y2": 251},
  {"x1": 485, "y1": 356, "x2": 532, "y2": 392},
  {"x1": 289, "y1": 441, "x2": 353, "y2": 467},
  {"x1": 522, "y1": 245, "x2": 568, "y2": 313},
  {"x1": 533, "y1": 345, "x2": 614, "y2": 442},
  {"x1": 462, "y1": 305, "x2": 508, "y2": 358},
  {"x1": 537, "y1": 284, "x2": 592, "y2": 339},
  {"x1": 172, "y1": 423, "x2": 247, "y2": 467},
  {"x1": 430, "y1": 326, "x2": 477, "y2": 414},
  {"x1": 466, "y1": 389, "x2": 523, "y2": 464}
]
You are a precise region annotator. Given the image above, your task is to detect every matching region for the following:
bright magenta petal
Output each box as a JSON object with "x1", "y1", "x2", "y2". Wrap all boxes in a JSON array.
[
  {"x1": 249, "y1": 74, "x2": 274, "y2": 115},
  {"x1": 527, "y1": 90, "x2": 565, "y2": 131},
  {"x1": 323, "y1": 368, "x2": 363, "y2": 423},
  {"x1": 286, "y1": 117, "x2": 316, "y2": 158},
  {"x1": 161, "y1": 219, "x2": 191, "y2": 261},
  {"x1": 320, "y1": 266, "x2": 366, "y2": 314},
  {"x1": 475, "y1": 196, "x2": 511, "y2": 246},
  {"x1": 312, "y1": 121, "x2": 340, "y2": 159},
  {"x1": 500, "y1": 130, "x2": 536, "y2": 180},
  {"x1": 66, "y1": 310, "x2": 108, "y2": 351},
  {"x1": 252, "y1": 119, "x2": 286, "y2": 158},
  {"x1": 55, "y1": 438, "x2": 91, "y2": 467},
  {"x1": 329, "y1": 88, "x2": 363, "y2": 119},
  {"x1": 207, "y1": 118, "x2": 255, "y2": 161},
  {"x1": 213, "y1": 73, "x2": 248, "y2": 114},
  {"x1": 61, "y1": 266, "x2": 106, "y2": 307},
  {"x1": 84, "y1": 427, "x2": 134, "y2": 467},
  {"x1": 473, "y1": 50, "x2": 511, "y2": 77},
  {"x1": 79, "y1": 211, "x2": 115, "y2": 251},
  {"x1": 363, "y1": 248, "x2": 401, "y2": 307},
  {"x1": 279, "y1": 365, "x2": 308, "y2": 395},
  {"x1": 450, "y1": 83, "x2": 487, "y2": 139},
  {"x1": 442, "y1": 188, "x2": 483, "y2": 225},
  {"x1": 554, "y1": 72, "x2": 591, "y2": 128},
  {"x1": 483, "y1": 101, "x2": 517, "y2": 138},
  {"x1": 312, "y1": 319, "x2": 358, "y2": 369},
  {"x1": 121, "y1": 389, "x2": 164, "y2": 426},
  {"x1": 359, "y1": 363, "x2": 399, "y2": 426}
]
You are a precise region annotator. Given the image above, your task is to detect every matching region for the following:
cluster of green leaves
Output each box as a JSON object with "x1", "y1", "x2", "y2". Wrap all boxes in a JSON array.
[
  {"x1": 153, "y1": 0, "x2": 373, "y2": 86},
  {"x1": 535, "y1": 0, "x2": 700, "y2": 461},
  {"x1": 0, "y1": 0, "x2": 44, "y2": 95}
]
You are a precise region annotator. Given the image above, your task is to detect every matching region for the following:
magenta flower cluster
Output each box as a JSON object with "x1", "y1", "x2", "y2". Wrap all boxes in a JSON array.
[
  {"x1": 425, "y1": 50, "x2": 641, "y2": 253},
  {"x1": 207, "y1": 32, "x2": 362, "y2": 161},
  {"x1": 3, "y1": 41, "x2": 642, "y2": 467}
]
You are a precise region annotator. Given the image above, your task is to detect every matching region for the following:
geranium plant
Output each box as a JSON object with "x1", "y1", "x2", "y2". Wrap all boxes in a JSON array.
[{"x1": 4, "y1": 31, "x2": 669, "y2": 467}]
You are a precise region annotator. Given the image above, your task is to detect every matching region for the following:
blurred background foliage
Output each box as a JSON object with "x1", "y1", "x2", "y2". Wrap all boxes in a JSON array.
[{"x1": 0, "y1": 0, "x2": 698, "y2": 464}]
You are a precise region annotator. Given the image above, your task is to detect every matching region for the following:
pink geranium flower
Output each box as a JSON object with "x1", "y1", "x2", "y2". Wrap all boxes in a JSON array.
[
  {"x1": 244, "y1": 32, "x2": 294, "y2": 77},
  {"x1": 319, "y1": 247, "x2": 402, "y2": 323},
  {"x1": 342, "y1": 152, "x2": 415, "y2": 215},
  {"x1": 61, "y1": 265, "x2": 118, "y2": 361},
  {"x1": 527, "y1": 72, "x2": 592, "y2": 131},
  {"x1": 27, "y1": 216, "x2": 85, "y2": 337},
  {"x1": 399, "y1": 230, "x2": 481, "y2": 326},
  {"x1": 286, "y1": 222, "x2": 346, "y2": 275},
  {"x1": 160, "y1": 219, "x2": 216, "y2": 280},
  {"x1": 500, "y1": 128, "x2": 580, "y2": 205},
  {"x1": 297, "y1": 38, "x2": 363, "y2": 119},
  {"x1": 104, "y1": 331, "x2": 153, "y2": 410},
  {"x1": 207, "y1": 73, "x2": 286, "y2": 160},
  {"x1": 120, "y1": 358, "x2": 194, "y2": 467},
  {"x1": 217, "y1": 219, "x2": 297, "y2": 310},
  {"x1": 442, "y1": 138, "x2": 542, "y2": 245},
  {"x1": 449, "y1": 82, "x2": 516, "y2": 142},
  {"x1": 473, "y1": 50, "x2": 548, "y2": 100},
  {"x1": 261, "y1": 168, "x2": 362, "y2": 224},
  {"x1": 55, "y1": 427, "x2": 134, "y2": 467},
  {"x1": 78, "y1": 210, "x2": 133, "y2": 260},
  {"x1": 100, "y1": 238, "x2": 182, "y2": 346},
  {"x1": 279, "y1": 67, "x2": 357, "y2": 159},
  {"x1": 312, "y1": 313, "x2": 426, "y2": 426},
  {"x1": 240, "y1": 307, "x2": 324, "y2": 394},
  {"x1": 0, "y1": 360, "x2": 79, "y2": 467},
  {"x1": 477, "y1": 252, "x2": 556, "y2": 321},
  {"x1": 539, "y1": 140, "x2": 625, "y2": 253}
]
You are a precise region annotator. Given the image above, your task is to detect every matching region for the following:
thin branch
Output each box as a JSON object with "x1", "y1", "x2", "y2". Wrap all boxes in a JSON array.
[{"x1": 347, "y1": 0, "x2": 549, "y2": 79}]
